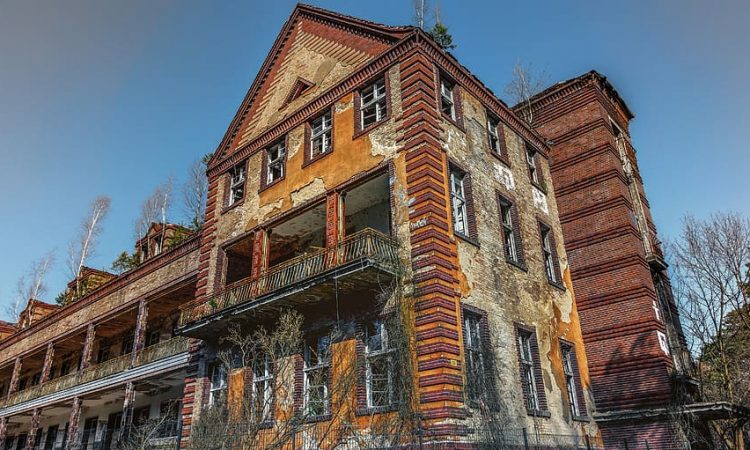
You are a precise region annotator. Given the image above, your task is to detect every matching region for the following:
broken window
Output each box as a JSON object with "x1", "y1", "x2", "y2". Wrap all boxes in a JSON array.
[
  {"x1": 224, "y1": 234, "x2": 254, "y2": 286},
  {"x1": 526, "y1": 145, "x2": 540, "y2": 186},
  {"x1": 540, "y1": 223, "x2": 559, "y2": 284},
  {"x1": 364, "y1": 319, "x2": 395, "y2": 408},
  {"x1": 463, "y1": 312, "x2": 486, "y2": 403},
  {"x1": 146, "y1": 329, "x2": 160, "y2": 347},
  {"x1": 517, "y1": 329, "x2": 539, "y2": 412},
  {"x1": 265, "y1": 141, "x2": 286, "y2": 185},
  {"x1": 304, "y1": 332, "x2": 331, "y2": 416},
  {"x1": 440, "y1": 78, "x2": 456, "y2": 119},
  {"x1": 561, "y1": 342, "x2": 582, "y2": 417},
  {"x1": 344, "y1": 173, "x2": 391, "y2": 236},
  {"x1": 96, "y1": 342, "x2": 111, "y2": 364},
  {"x1": 487, "y1": 114, "x2": 503, "y2": 155},
  {"x1": 251, "y1": 356, "x2": 273, "y2": 422},
  {"x1": 498, "y1": 196, "x2": 520, "y2": 264},
  {"x1": 360, "y1": 79, "x2": 387, "y2": 129},
  {"x1": 449, "y1": 168, "x2": 469, "y2": 236},
  {"x1": 209, "y1": 363, "x2": 228, "y2": 406},
  {"x1": 267, "y1": 203, "x2": 326, "y2": 268},
  {"x1": 310, "y1": 112, "x2": 332, "y2": 159},
  {"x1": 228, "y1": 163, "x2": 246, "y2": 206}
]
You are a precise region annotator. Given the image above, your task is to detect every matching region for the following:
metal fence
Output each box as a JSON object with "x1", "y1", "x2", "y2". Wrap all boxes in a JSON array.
[{"x1": 184, "y1": 421, "x2": 604, "y2": 450}]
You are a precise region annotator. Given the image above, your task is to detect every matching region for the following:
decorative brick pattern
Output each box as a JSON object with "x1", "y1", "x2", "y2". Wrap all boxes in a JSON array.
[{"x1": 397, "y1": 48, "x2": 466, "y2": 435}]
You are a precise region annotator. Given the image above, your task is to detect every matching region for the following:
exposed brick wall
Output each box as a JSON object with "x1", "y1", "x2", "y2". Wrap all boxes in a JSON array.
[
  {"x1": 525, "y1": 73, "x2": 685, "y2": 446},
  {"x1": 397, "y1": 48, "x2": 467, "y2": 435}
]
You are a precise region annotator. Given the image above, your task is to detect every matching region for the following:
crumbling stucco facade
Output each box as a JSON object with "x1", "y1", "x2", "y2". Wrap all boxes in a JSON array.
[{"x1": 0, "y1": 5, "x2": 698, "y2": 450}]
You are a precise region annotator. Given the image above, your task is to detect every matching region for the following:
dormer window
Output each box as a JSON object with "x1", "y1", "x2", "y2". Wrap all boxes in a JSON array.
[
  {"x1": 360, "y1": 79, "x2": 387, "y2": 129},
  {"x1": 440, "y1": 78, "x2": 456, "y2": 120},
  {"x1": 228, "y1": 163, "x2": 246, "y2": 206},
  {"x1": 310, "y1": 112, "x2": 332, "y2": 160},
  {"x1": 265, "y1": 140, "x2": 286, "y2": 186}
]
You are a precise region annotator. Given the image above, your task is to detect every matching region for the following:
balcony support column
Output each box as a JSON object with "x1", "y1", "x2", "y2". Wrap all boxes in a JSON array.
[
  {"x1": 66, "y1": 397, "x2": 83, "y2": 450},
  {"x1": 7, "y1": 357, "x2": 22, "y2": 397},
  {"x1": 25, "y1": 408, "x2": 41, "y2": 450},
  {"x1": 251, "y1": 230, "x2": 267, "y2": 279},
  {"x1": 131, "y1": 299, "x2": 149, "y2": 366},
  {"x1": 325, "y1": 192, "x2": 342, "y2": 267},
  {"x1": 80, "y1": 324, "x2": 96, "y2": 371},
  {"x1": 40, "y1": 343, "x2": 55, "y2": 384},
  {"x1": 120, "y1": 381, "x2": 136, "y2": 443},
  {"x1": 0, "y1": 417, "x2": 7, "y2": 449}
]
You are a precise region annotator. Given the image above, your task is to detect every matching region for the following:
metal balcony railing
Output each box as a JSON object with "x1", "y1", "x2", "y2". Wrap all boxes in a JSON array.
[
  {"x1": 179, "y1": 228, "x2": 400, "y2": 328},
  {"x1": 0, "y1": 337, "x2": 189, "y2": 410}
]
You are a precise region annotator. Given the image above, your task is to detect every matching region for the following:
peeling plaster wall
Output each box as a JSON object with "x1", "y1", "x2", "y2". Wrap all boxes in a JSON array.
[
  {"x1": 443, "y1": 89, "x2": 597, "y2": 436},
  {"x1": 209, "y1": 66, "x2": 404, "y2": 288}
]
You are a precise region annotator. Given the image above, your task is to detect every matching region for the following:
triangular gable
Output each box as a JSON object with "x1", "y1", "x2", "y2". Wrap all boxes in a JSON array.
[
  {"x1": 209, "y1": 4, "x2": 411, "y2": 167},
  {"x1": 283, "y1": 77, "x2": 315, "y2": 107}
]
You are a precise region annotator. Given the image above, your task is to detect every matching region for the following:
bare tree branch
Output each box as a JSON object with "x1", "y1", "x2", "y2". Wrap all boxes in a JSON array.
[
  {"x1": 182, "y1": 159, "x2": 208, "y2": 231},
  {"x1": 504, "y1": 61, "x2": 549, "y2": 125},
  {"x1": 67, "y1": 196, "x2": 111, "y2": 280},
  {"x1": 412, "y1": 0, "x2": 430, "y2": 29},
  {"x1": 5, "y1": 251, "x2": 55, "y2": 322}
]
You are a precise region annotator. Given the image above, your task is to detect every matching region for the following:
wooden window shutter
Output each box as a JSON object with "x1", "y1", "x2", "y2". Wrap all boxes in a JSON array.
[
  {"x1": 548, "y1": 227, "x2": 563, "y2": 285},
  {"x1": 510, "y1": 202, "x2": 526, "y2": 268},
  {"x1": 529, "y1": 330, "x2": 548, "y2": 412},
  {"x1": 462, "y1": 171, "x2": 479, "y2": 242}
]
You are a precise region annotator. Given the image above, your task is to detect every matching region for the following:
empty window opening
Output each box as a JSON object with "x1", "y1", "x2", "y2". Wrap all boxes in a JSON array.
[
  {"x1": 268, "y1": 203, "x2": 326, "y2": 268},
  {"x1": 344, "y1": 173, "x2": 391, "y2": 236},
  {"x1": 440, "y1": 78, "x2": 456, "y2": 119},
  {"x1": 224, "y1": 234, "x2": 255, "y2": 286},
  {"x1": 228, "y1": 163, "x2": 246, "y2": 206}
]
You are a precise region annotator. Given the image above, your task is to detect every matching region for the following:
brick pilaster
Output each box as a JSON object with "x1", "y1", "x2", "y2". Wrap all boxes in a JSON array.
[
  {"x1": 25, "y1": 408, "x2": 41, "y2": 450},
  {"x1": 66, "y1": 397, "x2": 83, "y2": 450},
  {"x1": 7, "y1": 357, "x2": 22, "y2": 397},
  {"x1": 120, "y1": 381, "x2": 136, "y2": 442},
  {"x1": 179, "y1": 339, "x2": 204, "y2": 449},
  {"x1": 131, "y1": 299, "x2": 148, "y2": 366},
  {"x1": 80, "y1": 324, "x2": 96, "y2": 371},
  {"x1": 0, "y1": 417, "x2": 7, "y2": 449},
  {"x1": 40, "y1": 343, "x2": 55, "y2": 384},
  {"x1": 397, "y1": 48, "x2": 466, "y2": 437}
]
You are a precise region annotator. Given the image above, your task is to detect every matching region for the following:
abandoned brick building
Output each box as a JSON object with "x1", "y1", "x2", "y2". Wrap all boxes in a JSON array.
[{"x1": 0, "y1": 4, "x2": 720, "y2": 450}]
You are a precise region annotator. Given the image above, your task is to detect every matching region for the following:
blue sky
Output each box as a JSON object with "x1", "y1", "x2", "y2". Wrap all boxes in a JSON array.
[{"x1": 1, "y1": 0, "x2": 748, "y2": 319}]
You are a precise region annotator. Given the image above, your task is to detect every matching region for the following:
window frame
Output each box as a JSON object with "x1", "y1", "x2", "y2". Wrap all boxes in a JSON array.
[
  {"x1": 539, "y1": 221, "x2": 562, "y2": 287},
  {"x1": 517, "y1": 329, "x2": 539, "y2": 412},
  {"x1": 449, "y1": 168, "x2": 469, "y2": 237},
  {"x1": 303, "y1": 332, "x2": 332, "y2": 417},
  {"x1": 486, "y1": 112, "x2": 509, "y2": 163},
  {"x1": 262, "y1": 139, "x2": 287, "y2": 189},
  {"x1": 226, "y1": 162, "x2": 247, "y2": 208},
  {"x1": 498, "y1": 195, "x2": 523, "y2": 266},
  {"x1": 440, "y1": 78, "x2": 456, "y2": 120},
  {"x1": 463, "y1": 312, "x2": 486, "y2": 404},
  {"x1": 208, "y1": 363, "x2": 228, "y2": 406},
  {"x1": 364, "y1": 319, "x2": 396, "y2": 409},
  {"x1": 250, "y1": 355, "x2": 274, "y2": 423},
  {"x1": 526, "y1": 145, "x2": 540, "y2": 186},
  {"x1": 356, "y1": 77, "x2": 389, "y2": 134},
  {"x1": 560, "y1": 342, "x2": 581, "y2": 418},
  {"x1": 305, "y1": 109, "x2": 334, "y2": 166}
]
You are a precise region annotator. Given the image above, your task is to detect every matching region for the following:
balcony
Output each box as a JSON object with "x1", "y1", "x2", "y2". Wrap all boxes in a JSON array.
[
  {"x1": 177, "y1": 228, "x2": 401, "y2": 338},
  {"x1": 0, "y1": 337, "x2": 189, "y2": 414}
]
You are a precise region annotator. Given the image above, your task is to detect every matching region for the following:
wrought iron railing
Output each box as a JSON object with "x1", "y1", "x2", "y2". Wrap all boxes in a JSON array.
[
  {"x1": 0, "y1": 337, "x2": 189, "y2": 410},
  {"x1": 178, "y1": 228, "x2": 400, "y2": 328}
]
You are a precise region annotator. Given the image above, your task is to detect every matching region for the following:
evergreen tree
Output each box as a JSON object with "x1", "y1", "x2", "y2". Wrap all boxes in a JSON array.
[{"x1": 428, "y1": 22, "x2": 455, "y2": 50}]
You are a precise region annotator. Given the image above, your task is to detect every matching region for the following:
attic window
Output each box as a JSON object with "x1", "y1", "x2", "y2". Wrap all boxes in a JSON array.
[{"x1": 284, "y1": 78, "x2": 315, "y2": 106}]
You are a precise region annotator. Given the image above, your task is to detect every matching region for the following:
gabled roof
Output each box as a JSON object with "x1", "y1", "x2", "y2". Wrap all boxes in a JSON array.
[{"x1": 208, "y1": 3, "x2": 414, "y2": 169}]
